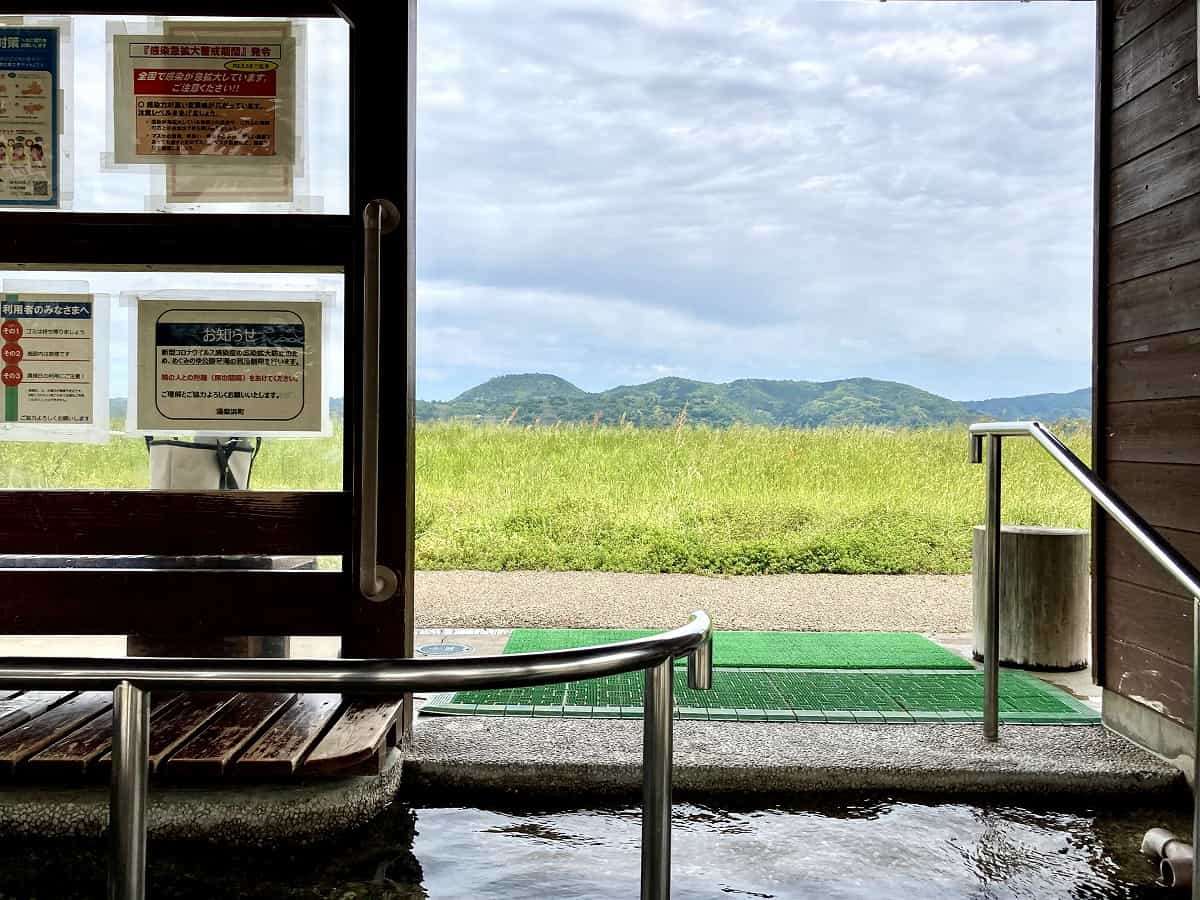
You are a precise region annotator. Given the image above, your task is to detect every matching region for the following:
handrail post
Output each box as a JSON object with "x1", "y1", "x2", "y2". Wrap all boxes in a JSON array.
[
  {"x1": 1193, "y1": 595, "x2": 1200, "y2": 900},
  {"x1": 983, "y1": 434, "x2": 1003, "y2": 742},
  {"x1": 109, "y1": 681, "x2": 150, "y2": 900},
  {"x1": 686, "y1": 631, "x2": 712, "y2": 691},
  {"x1": 641, "y1": 658, "x2": 673, "y2": 900}
]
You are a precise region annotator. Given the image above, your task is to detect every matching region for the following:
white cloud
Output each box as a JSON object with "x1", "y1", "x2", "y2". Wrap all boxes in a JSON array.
[{"x1": 411, "y1": 0, "x2": 1096, "y2": 400}]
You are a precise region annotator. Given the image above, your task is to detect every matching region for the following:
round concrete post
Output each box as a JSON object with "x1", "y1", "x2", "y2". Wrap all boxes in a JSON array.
[{"x1": 971, "y1": 525, "x2": 1090, "y2": 671}]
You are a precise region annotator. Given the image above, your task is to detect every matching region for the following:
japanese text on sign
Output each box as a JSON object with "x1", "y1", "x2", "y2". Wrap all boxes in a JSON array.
[
  {"x1": 114, "y1": 33, "x2": 294, "y2": 164},
  {"x1": 1, "y1": 293, "x2": 94, "y2": 426},
  {"x1": 0, "y1": 28, "x2": 58, "y2": 206},
  {"x1": 135, "y1": 299, "x2": 322, "y2": 434}
]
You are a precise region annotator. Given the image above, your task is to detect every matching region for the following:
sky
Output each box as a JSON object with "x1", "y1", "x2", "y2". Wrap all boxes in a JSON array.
[
  {"x1": 415, "y1": 0, "x2": 1097, "y2": 402},
  {"x1": 3, "y1": 3, "x2": 1097, "y2": 406}
]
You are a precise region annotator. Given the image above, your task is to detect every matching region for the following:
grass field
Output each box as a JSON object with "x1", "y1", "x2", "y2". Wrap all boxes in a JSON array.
[{"x1": 0, "y1": 422, "x2": 1090, "y2": 576}]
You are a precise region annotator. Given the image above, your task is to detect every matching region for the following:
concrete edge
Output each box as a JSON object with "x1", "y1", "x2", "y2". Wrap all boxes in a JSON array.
[
  {"x1": 407, "y1": 717, "x2": 1188, "y2": 801},
  {"x1": 0, "y1": 749, "x2": 403, "y2": 846},
  {"x1": 404, "y1": 757, "x2": 1184, "y2": 800},
  {"x1": 1102, "y1": 688, "x2": 1194, "y2": 786}
]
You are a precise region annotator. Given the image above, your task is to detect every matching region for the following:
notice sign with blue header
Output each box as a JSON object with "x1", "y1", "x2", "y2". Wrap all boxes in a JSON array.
[
  {"x1": 135, "y1": 298, "x2": 322, "y2": 434},
  {"x1": 1, "y1": 293, "x2": 94, "y2": 425},
  {"x1": 0, "y1": 28, "x2": 58, "y2": 206}
]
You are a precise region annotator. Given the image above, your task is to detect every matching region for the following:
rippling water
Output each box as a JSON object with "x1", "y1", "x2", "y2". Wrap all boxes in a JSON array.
[
  {"x1": 411, "y1": 799, "x2": 1183, "y2": 899},
  {"x1": 0, "y1": 795, "x2": 1186, "y2": 897}
]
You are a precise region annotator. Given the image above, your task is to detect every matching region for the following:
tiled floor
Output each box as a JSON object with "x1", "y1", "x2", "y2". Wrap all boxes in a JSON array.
[{"x1": 933, "y1": 632, "x2": 1102, "y2": 712}]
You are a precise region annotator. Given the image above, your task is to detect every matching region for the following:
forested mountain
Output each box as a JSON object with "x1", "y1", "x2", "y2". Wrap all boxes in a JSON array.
[
  {"x1": 412, "y1": 374, "x2": 1092, "y2": 428},
  {"x1": 109, "y1": 378, "x2": 1090, "y2": 428},
  {"x1": 965, "y1": 388, "x2": 1092, "y2": 422}
]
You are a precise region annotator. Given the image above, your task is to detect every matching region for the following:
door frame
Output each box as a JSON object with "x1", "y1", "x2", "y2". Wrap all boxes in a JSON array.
[{"x1": 0, "y1": 0, "x2": 414, "y2": 662}]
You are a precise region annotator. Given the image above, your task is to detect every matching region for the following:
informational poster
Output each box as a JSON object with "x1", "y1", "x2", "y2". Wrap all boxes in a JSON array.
[
  {"x1": 0, "y1": 28, "x2": 57, "y2": 206},
  {"x1": 1, "y1": 293, "x2": 93, "y2": 426},
  {"x1": 113, "y1": 31, "x2": 295, "y2": 165},
  {"x1": 136, "y1": 298, "x2": 322, "y2": 433},
  {"x1": 162, "y1": 20, "x2": 295, "y2": 204}
]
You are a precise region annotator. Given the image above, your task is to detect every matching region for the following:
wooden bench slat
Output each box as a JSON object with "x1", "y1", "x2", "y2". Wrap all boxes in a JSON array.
[
  {"x1": 26, "y1": 694, "x2": 182, "y2": 776},
  {"x1": 301, "y1": 699, "x2": 402, "y2": 777},
  {"x1": 96, "y1": 691, "x2": 237, "y2": 776},
  {"x1": 235, "y1": 693, "x2": 342, "y2": 777},
  {"x1": 0, "y1": 692, "x2": 76, "y2": 738},
  {"x1": 0, "y1": 692, "x2": 111, "y2": 773},
  {"x1": 164, "y1": 693, "x2": 294, "y2": 777}
]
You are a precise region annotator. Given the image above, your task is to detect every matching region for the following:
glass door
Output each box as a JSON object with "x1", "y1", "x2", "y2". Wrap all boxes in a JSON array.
[{"x1": 0, "y1": 2, "x2": 414, "y2": 667}]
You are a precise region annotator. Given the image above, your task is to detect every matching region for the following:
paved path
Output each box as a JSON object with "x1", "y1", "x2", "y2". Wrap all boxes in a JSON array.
[
  {"x1": 409, "y1": 717, "x2": 1182, "y2": 799},
  {"x1": 416, "y1": 571, "x2": 972, "y2": 632}
]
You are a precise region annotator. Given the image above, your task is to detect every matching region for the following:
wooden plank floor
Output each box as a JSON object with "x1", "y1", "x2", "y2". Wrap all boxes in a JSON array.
[{"x1": 0, "y1": 691, "x2": 402, "y2": 781}]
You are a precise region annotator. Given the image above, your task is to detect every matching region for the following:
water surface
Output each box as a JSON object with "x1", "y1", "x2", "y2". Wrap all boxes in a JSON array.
[{"x1": 0, "y1": 795, "x2": 1185, "y2": 898}]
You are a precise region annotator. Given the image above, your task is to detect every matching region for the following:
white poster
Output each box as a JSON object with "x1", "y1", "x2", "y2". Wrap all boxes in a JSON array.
[
  {"x1": 1, "y1": 293, "x2": 93, "y2": 426},
  {"x1": 135, "y1": 298, "x2": 322, "y2": 434}
]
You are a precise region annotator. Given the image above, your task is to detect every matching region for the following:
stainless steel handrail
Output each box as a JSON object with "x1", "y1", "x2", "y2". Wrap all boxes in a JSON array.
[
  {"x1": 9, "y1": 611, "x2": 711, "y2": 900},
  {"x1": 358, "y1": 198, "x2": 401, "y2": 602},
  {"x1": 969, "y1": 421, "x2": 1200, "y2": 900}
]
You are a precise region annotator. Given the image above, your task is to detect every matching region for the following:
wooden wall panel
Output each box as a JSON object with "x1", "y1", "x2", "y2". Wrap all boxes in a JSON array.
[
  {"x1": 1108, "y1": 259, "x2": 1200, "y2": 341},
  {"x1": 1110, "y1": 191, "x2": 1200, "y2": 282},
  {"x1": 1106, "y1": 399, "x2": 1200, "y2": 462},
  {"x1": 1103, "y1": 0, "x2": 1200, "y2": 728},
  {"x1": 1113, "y1": 0, "x2": 1194, "y2": 107},
  {"x1": 1107, "y1": 462, "x2": 1200, "y2": 532},
  {"x1": 1105, "y1": 578, "x2": 1192, "y2": 665},
  {"x1": 1104, "y1": 637, "x2": 1193, "y2": 724},
  {"x1": 1115, "y1": 0, "x2": 1188, "y2": 49},
  {"x1": 1105, "y1": 331, "x2": 1200, "y2": 401},
  {"x1": 0, "y1": 491, "x2": 350, "y2": 556},
  {"x1": 1111, "y1": 125, "x2": 1200, "y2": 225},
  {"x1": 1106, "y1": 524, "x2": 1200, "y2": 597},
  {"x1": 0, "y1": 571, "x2": 346, "y2": 635},
  {"x1": 1111, "y1": 62, "x2": 1199, "y2": 167}
]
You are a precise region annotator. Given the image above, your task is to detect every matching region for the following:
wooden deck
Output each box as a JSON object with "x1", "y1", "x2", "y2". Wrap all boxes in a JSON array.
[{"x1": 0, "y1": 690, "x2": 403, "y2": 780}]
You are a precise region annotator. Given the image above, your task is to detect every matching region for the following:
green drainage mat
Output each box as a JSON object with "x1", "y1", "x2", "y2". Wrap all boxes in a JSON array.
[
  {"x1": 502, "y1": 629, "x2": 974, "y2": 670},
  {"x1": 422, "y1": 670, "x2": 1099, "y2": 724}
]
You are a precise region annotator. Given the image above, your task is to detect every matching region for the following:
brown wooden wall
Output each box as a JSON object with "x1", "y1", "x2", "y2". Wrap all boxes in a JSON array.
[{"x1": 1099, "y1": 0, "x2": 1200, "y2": 726}]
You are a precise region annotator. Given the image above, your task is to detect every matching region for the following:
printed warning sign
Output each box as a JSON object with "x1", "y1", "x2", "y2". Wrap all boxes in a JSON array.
[
  {"x1": 113, "y1": 32, "x2": 295, "y2": 165},
  {"x1": 1, "y1": 293, "x2": 93, "y2": 425},
  {"x1": 135, "y1": 299, "x2": 322, "y2": 433},
  {"x1": 0, "y1": 28, "x2": 58, "y2": 206}
]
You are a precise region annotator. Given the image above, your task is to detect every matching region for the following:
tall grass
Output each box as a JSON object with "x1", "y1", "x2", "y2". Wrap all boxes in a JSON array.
[
  {"x1": 0, "y1": 421, "x2": 1090, "y2": 575},
  {"x1": 415, "y1": 422, "x2": 1091, "y2": 575}
]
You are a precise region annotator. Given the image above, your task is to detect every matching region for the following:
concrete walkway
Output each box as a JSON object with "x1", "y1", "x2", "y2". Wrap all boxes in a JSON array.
[
  {"x1": 415, "y1": 571, "x2": 971, "y2": 632},
  {"x1": 407, "y1": 717, "x2": 1183, "y2": 799}
]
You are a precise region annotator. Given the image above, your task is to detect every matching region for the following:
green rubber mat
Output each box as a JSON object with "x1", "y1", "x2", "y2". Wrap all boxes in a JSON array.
[
  {"x1": 422, "y1": 670, "x2": 1098, "y2": 724},
  {"x1": 502, "y1": 629, "x2": 974, "y2": 670}
]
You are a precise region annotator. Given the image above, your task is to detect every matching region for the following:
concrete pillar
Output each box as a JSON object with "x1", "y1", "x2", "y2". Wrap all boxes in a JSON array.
[{"x1": 971, "y1": 524, "x2": 1090, "y2": 671}]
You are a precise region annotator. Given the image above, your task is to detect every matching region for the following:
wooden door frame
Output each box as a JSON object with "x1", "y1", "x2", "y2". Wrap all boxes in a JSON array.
[{"x1": 0, "y1": 0, "x2": 414, "y2": 661}]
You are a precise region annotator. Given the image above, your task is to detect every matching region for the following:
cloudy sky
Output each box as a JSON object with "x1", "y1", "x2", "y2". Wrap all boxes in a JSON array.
[{"x1": 416, "y1": 0, "x2": 1096, "y2": 402}]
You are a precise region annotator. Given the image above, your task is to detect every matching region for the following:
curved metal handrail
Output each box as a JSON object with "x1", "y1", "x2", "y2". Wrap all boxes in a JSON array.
[
  {"x1": 0, "y1": 610, "x2": 713, "y2": 694},
  {"x1": 969, "y1": 421, "x2": 1200, "y2": 598},
  {"x1": 5, "y1": 611, "x2": 712, "y2": 900},
  {"x1": 970, "y1": 421, "x2": 1200, "y2": 900}
]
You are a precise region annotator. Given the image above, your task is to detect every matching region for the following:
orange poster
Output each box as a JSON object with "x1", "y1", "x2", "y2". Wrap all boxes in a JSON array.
[{"x1": 113, "y1": 32, "x2": 295, "y2": 165}]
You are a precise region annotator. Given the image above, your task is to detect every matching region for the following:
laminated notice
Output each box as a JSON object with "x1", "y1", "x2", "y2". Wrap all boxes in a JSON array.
[
  {"x1": 136, "y1": 298, "x2": 322, "y2": 433},
  {"x1": 113, "y1": 32, "x2": 295, "y2": 165},
  {"x1": 0, "y1": 27, "x2": 57, "y2": 206},
  {"x1": 1, "y1": 293, "x2": 94, "y2": 425}
]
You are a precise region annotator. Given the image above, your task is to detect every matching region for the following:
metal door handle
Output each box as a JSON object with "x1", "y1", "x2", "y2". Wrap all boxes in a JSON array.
[{"x1": 359, "y1": 199, "x2": 401, "y2": 601}]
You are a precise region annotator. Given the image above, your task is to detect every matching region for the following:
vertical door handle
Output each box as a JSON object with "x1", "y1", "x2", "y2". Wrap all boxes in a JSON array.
[{"x1": 359, "y1": 199, "x2": 401, "y2": 601}]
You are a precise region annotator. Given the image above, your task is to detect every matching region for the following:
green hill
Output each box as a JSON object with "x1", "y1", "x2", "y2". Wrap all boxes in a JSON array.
[
  {"x1": 413, "y1": 374, "x2": 1091, "y2": 428},
  {"x1": 108, "y1": 378, "x2": 1091, "y2": 429},
  {"x1": 964, "y1": 388, "x2": 1092, "y2": 422}
]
